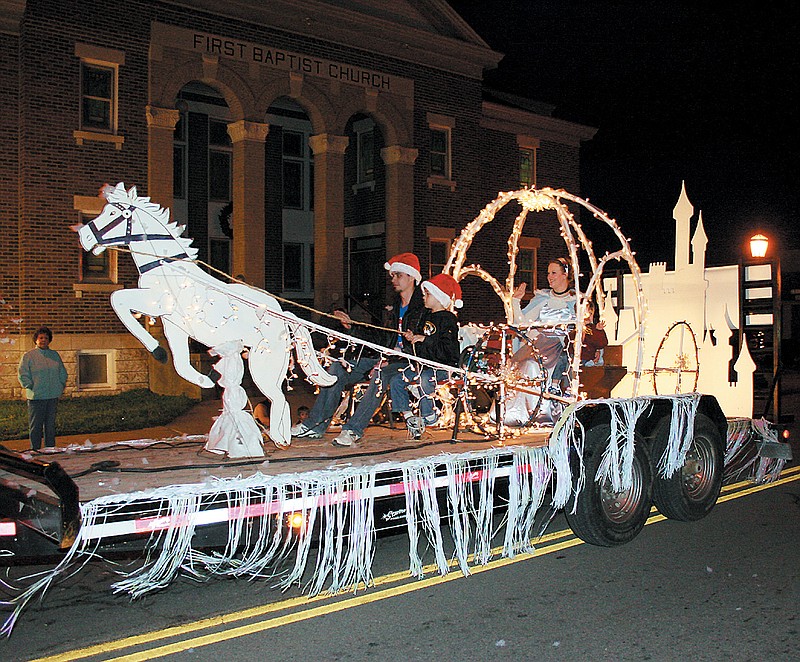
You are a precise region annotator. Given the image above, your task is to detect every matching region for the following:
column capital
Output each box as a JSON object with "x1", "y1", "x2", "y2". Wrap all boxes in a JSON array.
[
  {"x1": 309, "y1": 133, "x2": 349, "y2": 156},
  {"x1": 227, "y1": 120, "x2": 270, "y2": 143},
  {"x1": 381, "y1": 145, "x2": 418, "y2": 166},
  {"x1": 146, "y1": 105, "x2": 180, "y2": 130}
]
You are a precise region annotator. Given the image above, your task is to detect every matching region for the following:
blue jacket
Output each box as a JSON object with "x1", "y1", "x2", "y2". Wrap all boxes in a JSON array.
[{"x1": 18, "y1": 348, "x2": 67, "y2": 400}]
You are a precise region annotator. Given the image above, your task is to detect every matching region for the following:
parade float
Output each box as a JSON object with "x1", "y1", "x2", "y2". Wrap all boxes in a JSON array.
[{"x1": 0, "y1": 183, "x2": 790, "y2": 633}]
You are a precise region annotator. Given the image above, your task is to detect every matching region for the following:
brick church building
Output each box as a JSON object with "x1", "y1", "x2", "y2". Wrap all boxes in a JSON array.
[{"x1": 0, "y1": 0, "x2": 595, "y2": 398}]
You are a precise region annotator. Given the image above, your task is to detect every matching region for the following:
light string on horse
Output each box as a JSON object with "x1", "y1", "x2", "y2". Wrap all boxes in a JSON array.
[{"x1": 107, "y1": 244, "x2": 474, "y2": 391}]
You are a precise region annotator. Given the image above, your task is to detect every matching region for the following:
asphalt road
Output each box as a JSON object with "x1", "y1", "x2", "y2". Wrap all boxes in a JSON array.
[{"x1": 3, "y1": 469, "x2": 799, "y2": 662}]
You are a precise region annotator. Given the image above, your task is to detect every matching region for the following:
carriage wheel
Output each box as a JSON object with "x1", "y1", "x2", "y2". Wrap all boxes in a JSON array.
[
  {"x1": 652, "y1": 321, "x2": 700, "y2": 395},
  {"x1": 460, "y1": 327, "x2": 546, "y2": 434}
]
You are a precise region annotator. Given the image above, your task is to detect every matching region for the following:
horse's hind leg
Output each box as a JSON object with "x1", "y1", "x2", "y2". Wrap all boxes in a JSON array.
[
  {"x1": 162, "y1": 319, "x2": 215, "y2": 389},
  {"x1": 248, "y1": 345, "x2": 291, "y2": 445}
]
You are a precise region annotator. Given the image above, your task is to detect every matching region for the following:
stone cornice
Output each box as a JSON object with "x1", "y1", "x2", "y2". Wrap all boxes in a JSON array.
[
  {"x1": 381, "y1": 145, "x2": 418, "y2": 166},
  {"x1": 481, "y1": 101, "x2": 598, "y2": 147},
  {"x1": 146, "y1": 106, "x2": 181, "y2": 130},
  {"x1": 309, "y1": 133, "x2": 349, "y2": 156},
  {"x1": 163, "y1": 0, "x2": 502, "y2": 79},
  {"x1": 1, "y1": 1, "x2": 502, "y2": 76}
]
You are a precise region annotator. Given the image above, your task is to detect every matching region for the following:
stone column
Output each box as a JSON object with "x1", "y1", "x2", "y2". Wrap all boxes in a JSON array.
[
  {"x1": 146, "y1": 105, "x2": 196, "y2": 398},
  {"x1": 309, "y1": 133, "x2": 349, "y2": 313},
  {"x1": 228, "y1": 120, "x2": 270, "y2": 288},
  {"x1": 381, "y1": 145, "x2": 418, "y2": 259},
  {"x1": 146, "y1": 105, "x2": 181, "y2": 206}
]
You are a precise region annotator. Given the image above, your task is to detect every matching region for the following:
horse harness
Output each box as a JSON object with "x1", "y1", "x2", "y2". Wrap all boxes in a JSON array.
[{"x1": 88, "y1": 202, "x2": 189, "y2": 273}]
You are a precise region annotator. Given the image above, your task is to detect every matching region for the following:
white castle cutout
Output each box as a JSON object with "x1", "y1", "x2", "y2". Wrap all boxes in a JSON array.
[{"x1": 604, "y1": 182, "x2": 755, "y2": 416}]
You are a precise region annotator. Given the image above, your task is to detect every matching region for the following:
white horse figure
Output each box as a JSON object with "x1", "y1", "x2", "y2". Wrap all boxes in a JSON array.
[{"x1": 75, "y1": 182, "x2": 336, "y2": 449}]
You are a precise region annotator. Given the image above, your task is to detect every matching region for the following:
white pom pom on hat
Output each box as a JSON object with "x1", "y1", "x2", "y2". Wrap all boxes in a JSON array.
[
  {"x1": 422, "y1": 273, "x2": 463, "y2": 310},
  {"x1": 384, "y1": 252, "x2": 422, "y2": 284}
]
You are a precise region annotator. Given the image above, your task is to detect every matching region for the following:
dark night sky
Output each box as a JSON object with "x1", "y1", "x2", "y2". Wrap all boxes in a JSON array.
[{"x1": 448, "y1": 1, "x2": 800, "y2": 268}]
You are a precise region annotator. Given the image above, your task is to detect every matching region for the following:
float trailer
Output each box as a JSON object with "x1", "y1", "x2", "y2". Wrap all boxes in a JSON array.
[{"x1": 0, "y1": 391, "x2": 789, "y2": 622}]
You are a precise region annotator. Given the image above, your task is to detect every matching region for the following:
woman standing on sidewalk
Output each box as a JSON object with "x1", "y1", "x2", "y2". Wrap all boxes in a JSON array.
[{"x1": 17, "y1": 326, "x2": 67, "y2": 450}]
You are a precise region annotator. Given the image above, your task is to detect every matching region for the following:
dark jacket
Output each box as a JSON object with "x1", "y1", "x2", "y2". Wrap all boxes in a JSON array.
[
  {"x1": 382, "y1": 286, "x2": 427, "y2": 354},
  {"x1": 410, "y1": 309, "x2": 460, "y2": 367},
  {"x1": 336, "y1": 286, "x2": 426, "y2": 359}
]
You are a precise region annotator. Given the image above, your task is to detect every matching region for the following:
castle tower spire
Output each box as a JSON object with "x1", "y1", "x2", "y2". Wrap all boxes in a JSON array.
[
  {"x1": 691, "y1": 210, "x2": 708, "y2": 267},
  {"x1": 673, "y1": 180, "x2": 693, "y2": 269}
]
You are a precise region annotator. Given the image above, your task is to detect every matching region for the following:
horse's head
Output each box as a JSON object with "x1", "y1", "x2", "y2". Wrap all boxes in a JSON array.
[
  {"x1": 75, "y1": 183, "x2": 197, "y2": 267},
  {"x1": 76, "y1": 183, "x2": 143, "y2": 255}
]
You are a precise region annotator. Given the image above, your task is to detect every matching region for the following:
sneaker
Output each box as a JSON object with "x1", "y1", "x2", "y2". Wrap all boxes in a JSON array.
[
  {"x1": 405, "y1": 415, "x2": 425, "y2": 440},
  {"x1": 332, "y1": 429, "x2": 361, "y2": 447},
  {"x1": 292, "y1": 423, "x2": 324, "y2": 439}
]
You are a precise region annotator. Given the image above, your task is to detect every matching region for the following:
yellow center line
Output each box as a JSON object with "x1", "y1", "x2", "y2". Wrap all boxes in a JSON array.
[
  {"x1": 32, "y1": 468, "x2": 800, "y2": 662},
  {"x1": 717, "y1": 470, "x2": 800, "y2": 502},
  {"x1": 98, "y1": 539, "x2": 590, "y2": 662},
  {"x1": 32, "y1": 525, "x2": 580, "y2": 662}
]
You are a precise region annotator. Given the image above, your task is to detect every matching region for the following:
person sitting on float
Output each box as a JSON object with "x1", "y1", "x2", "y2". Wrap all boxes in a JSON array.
[
  {"x1": 390, "y1": 273, "x2": 463, "y2": 439},
  {"x1": 505, "y1": 257, "x2": 577, "y2": 424},
  {"x1": 579, "y1": 298, "x2": 608, "y2": 367}
]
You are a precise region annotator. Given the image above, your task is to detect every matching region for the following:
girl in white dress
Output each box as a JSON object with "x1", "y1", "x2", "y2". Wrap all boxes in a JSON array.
[{"x1": 505, "y1": 258, "x2": 576, "y2": 425}]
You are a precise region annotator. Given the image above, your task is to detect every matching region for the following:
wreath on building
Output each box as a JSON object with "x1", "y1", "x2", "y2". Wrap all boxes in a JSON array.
[{"x1": 218, "y1": 201, "x2": 233, "y2": 238}]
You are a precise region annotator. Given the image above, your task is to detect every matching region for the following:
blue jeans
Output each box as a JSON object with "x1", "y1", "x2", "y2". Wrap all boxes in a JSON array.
[
  {"x1": 390, "y1": 366, "x2": 450, "y2": 420},
  {"x1": 342, "y1": 362, "x2": 407, "y2": 437},
  {"x1": 28, "y1": 398, "x2": 58, "y2": 450},
  {"x1": 305, "y1": 357, "x2": 379, "y2": 435}
]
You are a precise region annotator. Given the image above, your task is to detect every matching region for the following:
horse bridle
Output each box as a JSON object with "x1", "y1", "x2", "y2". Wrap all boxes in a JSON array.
[{"x1": 88, "y1": 202, "x2": 189, "y2": 273}]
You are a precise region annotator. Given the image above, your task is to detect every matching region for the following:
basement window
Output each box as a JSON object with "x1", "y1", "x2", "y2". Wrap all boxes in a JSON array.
[{"x1": 76, "y1": 350, "x2": 116, "y2": 390}]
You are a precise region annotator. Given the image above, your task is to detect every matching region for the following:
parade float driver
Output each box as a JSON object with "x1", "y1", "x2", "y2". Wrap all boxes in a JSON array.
[{"x1": 292, "y1": 253, "x2": 427, "y2": 446}]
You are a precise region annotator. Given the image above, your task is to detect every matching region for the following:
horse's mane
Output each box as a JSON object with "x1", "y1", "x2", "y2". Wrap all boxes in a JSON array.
[{"x1": 102, "y1": 182, "x2": 199, "y2": 260}]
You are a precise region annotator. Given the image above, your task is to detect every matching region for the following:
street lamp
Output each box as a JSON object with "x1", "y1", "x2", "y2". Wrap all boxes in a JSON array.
[{"x1": 750, "y1": 233, "x2": 769, "y2": 259}]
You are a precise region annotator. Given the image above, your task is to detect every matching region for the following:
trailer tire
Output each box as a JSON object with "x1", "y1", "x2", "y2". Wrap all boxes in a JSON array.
[
  {"x1": 565, "y1": 424, "x2": 653, "y2": 547},
  {"x1": 651, "y1": 413, "x2": 723, "y2": 521}
]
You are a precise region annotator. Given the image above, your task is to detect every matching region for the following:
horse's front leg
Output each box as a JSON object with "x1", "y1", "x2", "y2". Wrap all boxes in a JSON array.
[
  {"x1": 110, "y1": 289, "x2": 168, "y2": 363},
  {"x1": 161, "y1": 319, "x2": 215, "y2": 389}
]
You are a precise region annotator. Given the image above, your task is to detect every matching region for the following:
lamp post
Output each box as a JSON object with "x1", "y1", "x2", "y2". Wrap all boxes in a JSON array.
[{"x1": 740, "y1": 232, "x2": 781, "y2": 421}]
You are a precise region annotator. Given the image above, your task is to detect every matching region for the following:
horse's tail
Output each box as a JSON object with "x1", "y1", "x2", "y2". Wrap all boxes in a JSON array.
[{"x1": 288, "y1": 319, "x2": 338, "y2": 387}]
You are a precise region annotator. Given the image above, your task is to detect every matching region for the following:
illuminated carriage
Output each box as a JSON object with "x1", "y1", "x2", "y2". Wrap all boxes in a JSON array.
[{"x1": 433, "y1": 187, "x2": 650, "y2": 436}]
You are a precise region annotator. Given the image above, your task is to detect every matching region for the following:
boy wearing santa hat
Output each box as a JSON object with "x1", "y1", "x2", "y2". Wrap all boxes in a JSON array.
[{"x1": 390, "y1": 273, "x2": 462, "y2": 439}]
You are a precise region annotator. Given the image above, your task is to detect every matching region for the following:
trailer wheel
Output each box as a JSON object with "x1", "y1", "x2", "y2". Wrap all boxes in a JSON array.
[
  {"x1": 651, "y1": 413, "x2": 723, "y2": 521},
  {"x1": 565, "y1": 424, "x2": 653, "y2": 547}
]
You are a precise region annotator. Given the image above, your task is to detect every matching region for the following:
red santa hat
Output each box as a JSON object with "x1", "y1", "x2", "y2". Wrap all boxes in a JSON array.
[
  {"x1": 384, "y1": 252, "x2": 422, "y2": 284},
  {"x1": 422, "y1": 273, "x2": 463, "y2": 310}
]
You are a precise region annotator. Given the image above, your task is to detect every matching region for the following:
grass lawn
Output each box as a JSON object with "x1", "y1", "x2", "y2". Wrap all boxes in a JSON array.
[{"x1": 0, "y1": 389, "x2": 197, "y2": 441}]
